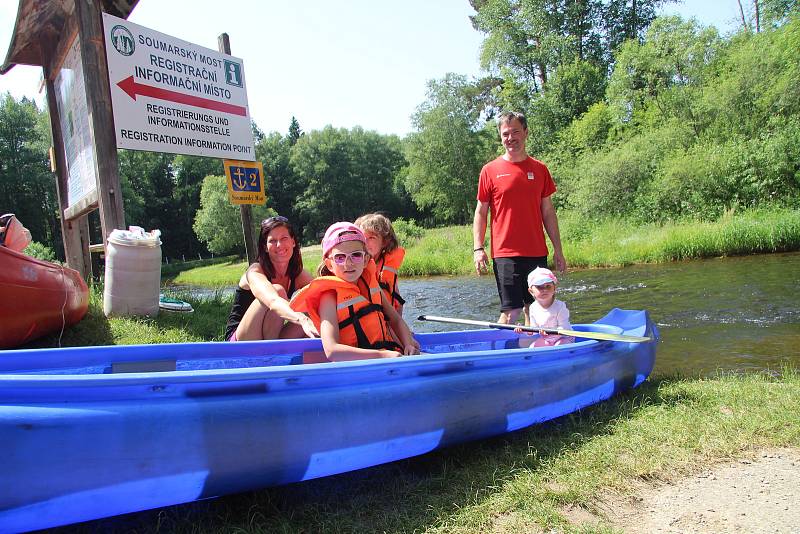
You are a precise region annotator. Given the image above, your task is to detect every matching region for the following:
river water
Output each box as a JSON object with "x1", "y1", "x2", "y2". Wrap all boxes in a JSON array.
[
  {"x1": 177, "y1": 252, "x2": 800, "y2": 377},
  {"x1": 403, "y1": 252, "x2": 800, "y2": 377}
]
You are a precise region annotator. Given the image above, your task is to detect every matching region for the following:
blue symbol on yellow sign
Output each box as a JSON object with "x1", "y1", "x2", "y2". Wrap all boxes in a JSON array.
[
  {"x1": 230, "y1": 166, "x2": 259, "y2": 191},
  {"x1": 224, "y1": 160, "x2": 266, "y2": 205}
]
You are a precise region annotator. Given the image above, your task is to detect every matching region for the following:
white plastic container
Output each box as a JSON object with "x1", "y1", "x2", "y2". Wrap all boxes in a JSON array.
[{"x1": 103, "y1": 227, "x2": 162, "y2": 317}]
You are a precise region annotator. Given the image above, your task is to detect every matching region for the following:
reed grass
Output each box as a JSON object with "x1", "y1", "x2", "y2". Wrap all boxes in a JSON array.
[
  {"x1": 562, "y1": 208, "x2": 800, "y2": 267},
  {"x1": 167, "y1": 207, "x2": 800, "y2": 285}
]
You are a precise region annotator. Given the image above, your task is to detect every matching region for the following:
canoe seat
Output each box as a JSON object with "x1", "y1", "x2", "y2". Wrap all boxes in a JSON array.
[{"x1": 111, "y1": 359, "x2": 177, "y2": 373}]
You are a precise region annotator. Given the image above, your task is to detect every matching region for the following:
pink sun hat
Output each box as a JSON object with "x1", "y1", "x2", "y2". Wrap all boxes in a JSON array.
[
  {"x1": 527, "y1": 267, "x2": 558, "y2": 288},
  {"x1": 321, "y1": 222, "x2": 366, "y2": 257}
]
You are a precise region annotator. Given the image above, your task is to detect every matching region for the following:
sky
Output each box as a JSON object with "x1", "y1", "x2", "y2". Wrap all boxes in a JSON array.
[{"x1": 1, "y1": 0, "x2": 742, "y2": 137}]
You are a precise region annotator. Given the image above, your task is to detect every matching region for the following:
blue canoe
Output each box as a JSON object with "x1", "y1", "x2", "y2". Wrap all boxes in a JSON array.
[{"x1": 0, "y1": 308, "x2": 657, "y2": 532}]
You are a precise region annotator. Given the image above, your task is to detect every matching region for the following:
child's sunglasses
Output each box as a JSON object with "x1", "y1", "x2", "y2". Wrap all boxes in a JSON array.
[{"x1": 331, "y1": 251, "x2": 366, "y2": 265}]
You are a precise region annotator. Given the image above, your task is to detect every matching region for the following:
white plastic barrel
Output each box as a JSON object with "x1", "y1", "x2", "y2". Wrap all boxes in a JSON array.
[{"x1": 103, "y1": 227, "x2": 162, "y2": 317}]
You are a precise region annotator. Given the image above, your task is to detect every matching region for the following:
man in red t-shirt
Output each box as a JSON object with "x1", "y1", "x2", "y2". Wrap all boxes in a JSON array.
[{"x1": 473, "y1": 111, "x2": 567, "y2": 326}]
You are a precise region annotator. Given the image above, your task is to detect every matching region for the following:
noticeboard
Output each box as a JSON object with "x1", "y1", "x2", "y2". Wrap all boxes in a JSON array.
[
  {"x1": 55, "y1": 35, "x2": 99, "y2": 211},
  {"x1": 103, "y1": 13, "x2": 255, "y2": 160}
]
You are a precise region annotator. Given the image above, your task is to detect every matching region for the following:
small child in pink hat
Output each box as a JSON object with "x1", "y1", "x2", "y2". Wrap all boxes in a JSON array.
[{"x1": 515, "y1": 267, "x2": 574, "y2": 347}]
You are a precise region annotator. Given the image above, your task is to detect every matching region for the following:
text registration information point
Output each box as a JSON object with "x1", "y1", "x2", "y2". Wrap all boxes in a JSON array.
[{"x1": 103, "y1": 13, "x2": 255, "y2": 160}]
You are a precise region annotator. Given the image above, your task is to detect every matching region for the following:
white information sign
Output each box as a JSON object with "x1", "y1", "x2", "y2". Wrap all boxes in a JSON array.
[
  {"x1": 102, "y1": 13, "x2": 255, "y2": 160},
  {"x1": 56, "y1": 35, "x2": 99, "y2": 209}
]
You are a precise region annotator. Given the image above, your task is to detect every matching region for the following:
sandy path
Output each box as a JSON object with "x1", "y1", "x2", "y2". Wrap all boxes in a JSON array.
[{"x1": 607, "y1": 448, "x2": 800, "y2": 533}]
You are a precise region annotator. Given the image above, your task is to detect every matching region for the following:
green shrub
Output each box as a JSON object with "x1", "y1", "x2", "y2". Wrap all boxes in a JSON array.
[
  {"x1": 568, "y1": 121, "x2": 693, "y2": 220},
  {"x1": 393, "y1": 217, "x2": 425, "y2": 247},
  {"x1": 640, "y1": 122, "x2": 800, "y2": 222},
  {"x1": 23, "y1": 241, "x2": 57, "y2": 262}
]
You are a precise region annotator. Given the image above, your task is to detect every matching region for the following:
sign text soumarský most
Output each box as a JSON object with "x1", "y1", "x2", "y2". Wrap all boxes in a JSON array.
[{"x1": 103, "y1": 13, "x2": 255, "y2": 160}]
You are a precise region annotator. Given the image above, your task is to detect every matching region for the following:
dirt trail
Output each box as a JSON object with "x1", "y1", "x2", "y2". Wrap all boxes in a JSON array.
[{"x1": 606, "y1": 448, "x2": 800, "y2": 534}]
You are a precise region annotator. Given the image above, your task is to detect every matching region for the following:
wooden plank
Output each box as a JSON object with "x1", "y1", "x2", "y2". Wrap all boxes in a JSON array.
[
  {"x1": 63, "y1": 190, "x2": 99, "y2": 221},
  {"x1": 219, "y1": 32, "x2": 257, "y2": 265},
  {"x1": 74, "y1": 0, "x2": 126, "y2": 241},
  {"x1": 45, "y1": 20, "x2": 78, "y2": 80},
  {"x1": 44, "y1": 61, "x2": 91, "y2": 279}
]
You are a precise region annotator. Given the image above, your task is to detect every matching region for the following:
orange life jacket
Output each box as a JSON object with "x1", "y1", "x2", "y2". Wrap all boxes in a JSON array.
[
  {"x1": 376, "y1": 247, "x2": 405, "y2": 312},
  {"x1": 290, "y1": 260, "x2": 400, "y2": 351}
]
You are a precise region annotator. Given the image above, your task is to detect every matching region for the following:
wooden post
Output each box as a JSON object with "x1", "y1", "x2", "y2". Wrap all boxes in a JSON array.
[
  {"x1": 44, "y1": 64, "x2": 92, "y2": 279},
  {"x1": 218, "y1": 32, "x2": 257, "y2": 265},
  {"x1": 74, "y1": 0, "x2": 125, "y2": 242}
]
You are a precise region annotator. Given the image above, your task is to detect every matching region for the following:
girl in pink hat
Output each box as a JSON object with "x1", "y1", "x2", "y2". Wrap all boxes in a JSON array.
[
  {"x1": 515, "y1": 267, "x2": 574, "y2": 347},
  {"x1": 291, "y1": 222, "x2": 419, "y2": 361}
]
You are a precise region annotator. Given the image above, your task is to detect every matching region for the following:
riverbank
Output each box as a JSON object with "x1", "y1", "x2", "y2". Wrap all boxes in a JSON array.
[
  {"x1": 171, "y1": 208, "x2": 800, "y2": 285},
  {"x1": 48, "y1": 369, "x2": 799, "y2": 533},
  {"x1": 14, "y1": 253, "x2": 800, "y2": 532}
]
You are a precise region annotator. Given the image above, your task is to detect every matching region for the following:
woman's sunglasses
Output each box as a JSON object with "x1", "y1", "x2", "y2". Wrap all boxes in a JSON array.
[
  {"x1": 262, "y1": 215, "x2": 289, "y2": 225},
  {"x1": 331, "y1": 251, "x2": 366, "y2": 265}
]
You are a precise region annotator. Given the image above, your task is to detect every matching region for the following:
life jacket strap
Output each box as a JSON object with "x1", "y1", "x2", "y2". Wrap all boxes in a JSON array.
[{"x1": 379, "y1": 280, "x2": 406, "y2": 305}]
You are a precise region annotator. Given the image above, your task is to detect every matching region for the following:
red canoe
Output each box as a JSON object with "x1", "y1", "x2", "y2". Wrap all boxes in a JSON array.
[{"x1": 0, "y1": 246, "x2": 89, "y2": 349}]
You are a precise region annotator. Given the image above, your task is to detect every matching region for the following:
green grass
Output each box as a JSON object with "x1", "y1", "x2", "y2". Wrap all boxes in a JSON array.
[
  {"x1": 561, "y1": 208, "x2": 800, "y2": 267},
  {"x1": 65, "y1": 368, "x2": 800, "y2": 533},
  {"x1": 166, "y1": 207, "x2": 800, "y2": 286},
  {"x1": 20, "y1": 284, "x2": 231, "y2": 349},
  {"x1": 160, "y1": 254, "x2": 238, "y2": 279}
]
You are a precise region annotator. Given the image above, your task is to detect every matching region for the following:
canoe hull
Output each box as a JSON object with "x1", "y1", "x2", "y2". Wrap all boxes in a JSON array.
[
  {"x1": 0, "y1": 309, "x2": 657, "y2": 532},
  {"x1": 0, "y1": 247, "x2": 89, "y2": 348}
]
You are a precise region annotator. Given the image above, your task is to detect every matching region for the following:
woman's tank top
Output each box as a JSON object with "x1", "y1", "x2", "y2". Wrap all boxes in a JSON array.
[{"x1": 224, "y1": 276, "x2": 297, "y2": 341}]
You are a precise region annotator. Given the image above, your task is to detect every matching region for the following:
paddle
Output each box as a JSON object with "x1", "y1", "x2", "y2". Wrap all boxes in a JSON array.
[{"x1": 417, "y1": 315, "x2": 652, "y2": 343}]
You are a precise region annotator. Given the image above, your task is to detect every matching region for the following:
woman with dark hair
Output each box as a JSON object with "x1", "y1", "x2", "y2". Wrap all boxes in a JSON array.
[{"x1": 224, "y1": 216, "x2": 318, "y2": 341}]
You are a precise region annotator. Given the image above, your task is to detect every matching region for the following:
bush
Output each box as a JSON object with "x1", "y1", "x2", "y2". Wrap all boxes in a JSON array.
[
  {"x1": 392, "y1": 217, "x2": 425, "y2": 247},
  {"x1": 639, "y1": 121, "x2": 800, "y2": 221},
  {"x1": 193, "y1": 175, "x2": 274, "y2": 255},
  {"x1": 23, "y1": 241, "x2": 57, "y2": 262},
  {"x1": 568, "y1": 120, "x2": 693, "y2": 220}
]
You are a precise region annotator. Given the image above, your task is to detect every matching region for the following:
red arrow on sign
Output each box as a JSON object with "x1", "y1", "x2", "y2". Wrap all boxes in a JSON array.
[{"x1": 117, "y1": 76, "x2": 247, "y2": 117}]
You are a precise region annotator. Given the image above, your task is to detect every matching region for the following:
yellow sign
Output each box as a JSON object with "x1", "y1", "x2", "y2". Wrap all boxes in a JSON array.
[{"x1": 224, "y1": 160, "x2": 266, "y2": 205}]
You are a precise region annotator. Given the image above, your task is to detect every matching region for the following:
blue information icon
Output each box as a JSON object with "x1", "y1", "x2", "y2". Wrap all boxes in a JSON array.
[{"x1": 230, "y1": 166, "x2": 261, "y2": 191}]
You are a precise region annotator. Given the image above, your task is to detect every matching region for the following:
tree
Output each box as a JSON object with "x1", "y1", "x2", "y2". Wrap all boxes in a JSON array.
[
  {"x1": 736, "y1": 0, "x2": 798, "y2": 31},
  {"x1": 256, "y1": 118, "x2": 309, "y2": 239},
  {"x1": 528, "y1": 59, "x2": 607, "y2": 151},
  {"x1": 193, "y1": 175, "x2": 273, "y2": 255},
  {"x1": 603, "y1": 0, "x2": 676, "y2": 53},
  {"x1": 468, "y1": 0, "x2": 674, "y2": 143},
  {"x1": 251, "y1": 120, "x2": 265, "y2": 144},
  {"x1": 471, "y1": 0, "x2": 606, "y2": 93},
  {"x1": 172, "y1": 155, "x2": 223, "y2": 258},
  {"x1": 117, "y1": 150, "x2": 175, "y2": 250},
  {"x1": 0, "y1": 94, "x2": 59, "y2": 251},
  {"x1": 545, "y1": 13, "x2": 800, "y2": 222},
  {"x1": 404, "y1": 74, "x2": 496, "y2": 224},
  {"x1": 606, "y1": 16, "x2": 721, "y2": 133},
  {"x1": 287, "y1": 116, "x2": 303, "y2": 145},
  {"x1": 290, "y1": 126, "x2": 407, "y2": 240}
]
